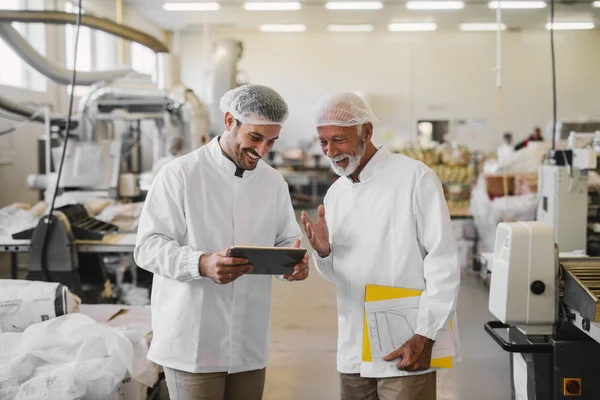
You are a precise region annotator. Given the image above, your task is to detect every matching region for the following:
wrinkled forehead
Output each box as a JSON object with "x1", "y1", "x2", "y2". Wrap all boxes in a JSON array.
[{"x1": 317, "y1": 125, "x2": 358, "y2": 140}]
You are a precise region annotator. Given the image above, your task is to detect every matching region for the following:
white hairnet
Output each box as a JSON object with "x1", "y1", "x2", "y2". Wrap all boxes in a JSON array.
[
  {"x1": 219, "y1": 84, "x2": 288, "y2": 126},
  {"x1": 313, "y1": 93, "x2": 378, "y2": 127}
]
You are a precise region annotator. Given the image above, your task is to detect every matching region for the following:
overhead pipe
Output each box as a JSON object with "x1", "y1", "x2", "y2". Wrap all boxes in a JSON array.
[
  {"x1": 0, "y1": 10, "x2": 169, "y2": 53},
  {"x1": 0, "y1": 93, "x2": 67, "y2": 127},
  {"x1": 0, "y1": 23, "x2": 136, "y2": 86}
]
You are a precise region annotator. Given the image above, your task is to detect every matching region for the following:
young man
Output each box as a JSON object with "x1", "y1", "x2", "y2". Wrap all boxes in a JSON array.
[
  {"x1": 301, "y1": 93, "x2": 460, "y2": 400},
  {"x1": 135, "y1": 84, "x2": 309, "y2": 400}
]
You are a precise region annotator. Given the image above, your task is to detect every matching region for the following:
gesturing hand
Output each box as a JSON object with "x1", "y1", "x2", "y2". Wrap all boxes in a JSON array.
[
  {"x1": 283, "y1": 239, "x2": 310, "y2": 281},
  {"x1": 300, "y1": 205, "x2": 330, "y2": 258},
  {"x1": 199, "y1": 249, "x2": 254, "y2": 284},
  {"x1": 382, "y1": 334, "x2": 434, "y2": 371}
]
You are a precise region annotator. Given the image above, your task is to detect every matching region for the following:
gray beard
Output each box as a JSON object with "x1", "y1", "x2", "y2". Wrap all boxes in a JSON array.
[{"x1": 329, "y1": 135, "x2": 366, "y2": 177}]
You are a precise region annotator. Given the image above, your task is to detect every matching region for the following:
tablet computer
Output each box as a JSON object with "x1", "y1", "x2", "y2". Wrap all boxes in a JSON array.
[{"x1": 227, "y1": 246, "x2": 307, "y2": 275}]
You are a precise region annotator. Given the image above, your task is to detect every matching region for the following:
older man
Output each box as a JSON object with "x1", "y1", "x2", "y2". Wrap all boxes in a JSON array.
[
  {"x1": 301, "y1": 93, "x2": 460, "y2": 400},
  {"x1": 135, "y1": 84, "x2": 309, "y2": 400}
]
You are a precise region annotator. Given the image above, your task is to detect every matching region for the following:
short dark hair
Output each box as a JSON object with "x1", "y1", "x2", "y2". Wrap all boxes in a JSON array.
[{"x1": 503, "y1": 132, "x2": 513, "y2": 141}]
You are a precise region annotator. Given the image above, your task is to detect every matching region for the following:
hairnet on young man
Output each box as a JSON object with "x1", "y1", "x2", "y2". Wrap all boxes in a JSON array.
[
  {"x1": 220, "y1": 84, "x2": 289, "y2": 126},
  {"x1": 313, "y1": 93, "x2": 378, "y2": 128}
]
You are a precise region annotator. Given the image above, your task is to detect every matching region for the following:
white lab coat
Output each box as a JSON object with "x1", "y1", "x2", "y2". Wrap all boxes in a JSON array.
[
  {"x1": 151, "y1": 154, "x2": 176, "y2": 175},
  {"x1": 134, "y1": 137, "x2": 301, "y2": 374},
  {"x1": 313, "y1": 146, "x2": 461, "y2": 378},
  {"x1": 497, "y1": 144, "x2": 515, "y2": 165}
]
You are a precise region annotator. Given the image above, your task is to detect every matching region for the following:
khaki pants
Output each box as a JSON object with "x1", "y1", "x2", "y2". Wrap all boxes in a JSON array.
[
  {"x1": 163, "y1": 367, "x2": 266, "y2": 400},
  {"x1": 339, "y1": 371, "x2": 436, "y2": 400}
]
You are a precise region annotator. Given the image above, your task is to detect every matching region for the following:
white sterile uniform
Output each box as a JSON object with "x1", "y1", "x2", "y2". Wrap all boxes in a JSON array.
[
  {"x1": 134, "y1": 137, "x2": 301, "y2": 374},
  {"x1": 313, "y1": 146, "x2": 461, "y2": 378}
]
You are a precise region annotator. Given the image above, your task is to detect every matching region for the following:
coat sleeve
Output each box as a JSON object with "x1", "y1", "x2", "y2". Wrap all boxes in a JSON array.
[
  {"x1": 274, "y1": 178, "x2": 302, "y2": 248},
  {"x1": 133, "y1": 166, "x2": 204, "y2": 282},
  {"x1": 412, "y1": 169, "x2": 461, "y2": 340}
]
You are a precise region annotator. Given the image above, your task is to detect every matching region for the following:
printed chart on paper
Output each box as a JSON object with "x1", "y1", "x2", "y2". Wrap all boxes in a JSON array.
[{"x1": 365, "y1": 297, "x2": 420, "y2": 362}]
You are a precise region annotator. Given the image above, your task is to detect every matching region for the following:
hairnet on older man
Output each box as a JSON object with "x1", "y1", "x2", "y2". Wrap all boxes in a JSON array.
[
  {"x1": 220, "y1": 84, "x2": 289, "y2": 125},
  {"x1": 312, "y1": 93, "x2": 379, "y2": 128}
]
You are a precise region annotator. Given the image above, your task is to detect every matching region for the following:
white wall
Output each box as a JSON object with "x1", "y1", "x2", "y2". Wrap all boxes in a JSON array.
[{"x1": 179, "y1": 29, "x2": 600, "y2": 151}]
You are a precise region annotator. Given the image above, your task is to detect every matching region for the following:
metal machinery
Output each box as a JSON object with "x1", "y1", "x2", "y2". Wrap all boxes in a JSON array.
[
  {"x1": 485, "y1": 139, "x2": 600, "y2": 399},
  {"x1": 536, "y1": 132, "x2": 600, "y2": 253},
  {"x1": 485, "y1": 221, "x2": 600, "y2": 399},
  {"x1": 0, "y1": 10, "x2": 241, "y2": 302}
]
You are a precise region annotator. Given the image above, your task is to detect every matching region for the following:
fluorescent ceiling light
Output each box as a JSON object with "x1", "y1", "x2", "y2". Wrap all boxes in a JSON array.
[
  {"x1": 488, "y1": 1, "x2": 546, "y2": 9},
  {"x1": 407, "y1": 1, "x2": 464, "y2": 10},
  {"x1": 163, "y1": 2, "x2": 220, "y2": 11},
  {"x1": 259, "y1": 24, "x2": 307, "y2": 32},
  {"x1": 244, "y1": 2, "x2": 301, "y2": 10},
  {"x1": 388, "y1": 22, "x2": 437, "y2": 31},
  {"x1": 325, "y1": 2, "x2": 383, "y2": 10},
  {"x1": 545, "y1": 21, "x2": 595, "y2": 30},
  {"x1": 327, "y1": 24, "x2": 374, "y2": 32},
  {"x1": 594, "y1": 1, "x2": 600, "y2": 7},
  {"x1": 459, "y1": 22, "x2": 507, "y2": 31}
]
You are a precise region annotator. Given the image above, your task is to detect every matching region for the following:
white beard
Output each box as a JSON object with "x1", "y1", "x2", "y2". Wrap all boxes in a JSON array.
[{"x1": 330, "y1": 153, "x2": 362, "y2": 176}]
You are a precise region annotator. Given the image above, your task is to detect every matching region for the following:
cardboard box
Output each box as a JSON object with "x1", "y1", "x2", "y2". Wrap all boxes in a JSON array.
[
  {"x1": 485, "y1": 173, "x2": 538, "y2": 198},
  {"x1": 485, "y1": 174, "x2": 514, "y2": 198}
]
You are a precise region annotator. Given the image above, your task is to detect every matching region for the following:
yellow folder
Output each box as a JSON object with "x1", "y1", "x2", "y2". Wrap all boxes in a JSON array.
[{"x1": 362, "y1": 284, "x2": 453, "y2": 368}]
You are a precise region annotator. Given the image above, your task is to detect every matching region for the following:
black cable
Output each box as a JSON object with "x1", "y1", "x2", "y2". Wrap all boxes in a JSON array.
[
  {"x1": 39, "y1": 0, "x2": 83, "y2": 282},
  {"x1": 550, "y1": 0, "x2": 557, "y2": 150}
]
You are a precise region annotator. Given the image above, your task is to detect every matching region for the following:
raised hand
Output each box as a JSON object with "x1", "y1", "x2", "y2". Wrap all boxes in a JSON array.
[{"x1": 300, "y1": 205, "x2": 330, "y2": 258}]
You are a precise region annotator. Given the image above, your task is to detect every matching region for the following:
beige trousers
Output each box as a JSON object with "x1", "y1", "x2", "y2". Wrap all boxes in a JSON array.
[
  {"x1": 163, "y1": 367, "x2": 266, "y2": 400},
  {"x1": 339, "y1": 371, "x2": 436, "y2": 400}
]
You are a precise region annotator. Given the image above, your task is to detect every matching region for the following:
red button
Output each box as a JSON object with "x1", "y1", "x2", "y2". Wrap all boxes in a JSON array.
[{"x1": 566, "y1": 380, "x2": 581, "y2": 395}]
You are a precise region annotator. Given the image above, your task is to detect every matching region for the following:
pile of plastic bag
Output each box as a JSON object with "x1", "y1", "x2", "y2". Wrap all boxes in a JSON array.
[
  {"x1": 0, "y1": 281, "x2": 156, "y2": 399},
  {"x1": 0, "y1": 313, "x2": 156, "y2": 400},
  {"x1": 470, "y1": 175, "x2": 538, "y2": 252}
]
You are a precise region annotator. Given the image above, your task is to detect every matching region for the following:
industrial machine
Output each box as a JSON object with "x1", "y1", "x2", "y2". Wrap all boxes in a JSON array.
[
  {"x1": 536, "y1": 133, "x2": 599, "y2": 253},
  {"x1": 485, "y1": 221, "x2": 600, "y2": 399}
]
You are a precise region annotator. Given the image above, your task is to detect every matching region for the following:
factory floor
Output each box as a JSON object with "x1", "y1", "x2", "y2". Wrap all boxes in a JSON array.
[
  {"x1": 265, "y1": 232, "x2": 511, "y2": 400},
  {"x1": 0, "y1": 217, "x2": 511, "y2": 400}
]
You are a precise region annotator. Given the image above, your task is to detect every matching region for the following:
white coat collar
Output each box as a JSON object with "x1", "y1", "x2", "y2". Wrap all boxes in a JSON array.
[
  {"x1": 349, "y1": 145, "x2": 388, "y2": 183},
  {"x1": 207, "y1": 136, "x2": 257, "y2": 178}
]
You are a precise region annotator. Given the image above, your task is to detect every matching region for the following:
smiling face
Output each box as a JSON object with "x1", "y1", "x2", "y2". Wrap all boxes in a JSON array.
[
  {"x1": 221, "y1": 112, "x2": 281, "y2": 170},
  {"x1": 318, "y1": 125, "x2": 367, "y2": 177}
]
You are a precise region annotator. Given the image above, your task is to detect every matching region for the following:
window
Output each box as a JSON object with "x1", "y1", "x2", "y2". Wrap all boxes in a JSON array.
[
  {"x1": 65, "y1": 1, "x2": 92, "y2": 72},
  {"x1": 65, "y1": 1, "x2": 119, "y2": 96},
  {"x1": 0, "y1": 0, "x2": 47, "y2": 91},
  {"x1": 131, "y1": 42, "x2": 157, "y2": 82}
]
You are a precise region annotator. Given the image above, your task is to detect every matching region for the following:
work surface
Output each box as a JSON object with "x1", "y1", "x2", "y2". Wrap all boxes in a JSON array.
[{"x1": 0, "y1": 232, "x2": 137, "y2": 253}]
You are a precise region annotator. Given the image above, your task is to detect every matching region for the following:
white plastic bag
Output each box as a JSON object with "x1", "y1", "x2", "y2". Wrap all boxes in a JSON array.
[
  {"x1": 0, "y1": 280, "x2": 81, "y2": 332},
  {"x1": 0, "y1": 313, "x2": 157, "y2": 400}
]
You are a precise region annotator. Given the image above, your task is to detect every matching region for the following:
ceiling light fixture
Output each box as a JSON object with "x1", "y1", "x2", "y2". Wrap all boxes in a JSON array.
[
  {"x1": 259, "y1": 24, "x2": 307, "y2": 32},
  {"x1": 545, "y1": 21, "x2": 595, "y2": 30},
  {"x1": 488, "y1": 1, "x2": 546, "y2": 9},
  {"x1": 325, "y1": 2, "x2": 383, "y2": 10},
  {"x1": 407, "y1": 1, "x2": 464, "y2": 10},
  {"x1": 388, "y1": 22, "x2": 437, "y2": 31}
]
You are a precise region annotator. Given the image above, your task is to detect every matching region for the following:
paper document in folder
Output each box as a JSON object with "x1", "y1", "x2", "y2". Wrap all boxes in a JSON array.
[{"x1": 362, "y1": 284, "x2": 454, "y2": 369}]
